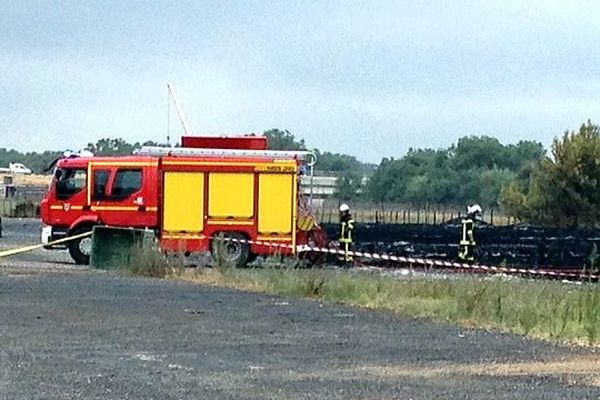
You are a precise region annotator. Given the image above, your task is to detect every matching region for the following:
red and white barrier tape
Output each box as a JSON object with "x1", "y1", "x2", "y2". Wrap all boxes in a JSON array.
[{"x1": 211, "y1": 235, "x2": 600, "y2": 281}]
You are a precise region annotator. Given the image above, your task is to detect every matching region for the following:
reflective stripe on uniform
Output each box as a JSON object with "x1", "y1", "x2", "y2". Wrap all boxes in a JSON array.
[{"x1": 340, "y1": 218, "x2": 355, "y2": 243}]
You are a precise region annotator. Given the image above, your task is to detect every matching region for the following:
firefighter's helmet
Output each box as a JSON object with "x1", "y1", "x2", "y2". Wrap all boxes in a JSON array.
[{"x1": 467, "y1": 204, "x2": 482, "y2": 216}]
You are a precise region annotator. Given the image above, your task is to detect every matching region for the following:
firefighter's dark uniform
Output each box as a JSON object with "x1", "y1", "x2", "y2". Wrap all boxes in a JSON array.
[
  {"x1": 339, "y1": 212, "x2": 355, "y2": 263},
  {"x1": 458, "y1": 216, "x2": 475, "y2": 261}
]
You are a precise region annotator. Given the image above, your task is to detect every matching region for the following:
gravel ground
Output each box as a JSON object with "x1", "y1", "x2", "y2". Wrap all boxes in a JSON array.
[{"x1": 1, "y1": 218, "x2": 600, "y2": 399}]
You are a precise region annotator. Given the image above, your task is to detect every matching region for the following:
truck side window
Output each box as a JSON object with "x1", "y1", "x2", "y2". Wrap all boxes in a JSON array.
[
  {"x1": 55, "y1": 168, "x2": 87, "y2": 200},
  {"x1": 93, "y1": 170, "x2": 110, "y2": 200},
  {"x1": 111, "y1": 169, "x2": 142, "y2": 198}
]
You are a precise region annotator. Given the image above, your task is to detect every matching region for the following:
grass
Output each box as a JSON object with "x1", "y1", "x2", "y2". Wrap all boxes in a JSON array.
[
  {"x1": 121, "y1": 244, "x2": 184, "y2": 278},
  {"x1": 176, "y1": 265, "x2": 600, "y2": 346}
]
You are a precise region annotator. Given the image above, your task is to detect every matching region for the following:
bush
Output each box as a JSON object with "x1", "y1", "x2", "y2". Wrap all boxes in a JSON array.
[
  {"x1": 123, "y1": 245, "x2": 183, "y2": 278},
  {"x1": 13, "y1": 201, "x2": 38, "y2": 217}
]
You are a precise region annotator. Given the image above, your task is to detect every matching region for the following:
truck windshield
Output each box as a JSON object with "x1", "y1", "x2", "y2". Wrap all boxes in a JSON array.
[{"x1": 55, "y1": 168, "x2": 87, "y2": 200}]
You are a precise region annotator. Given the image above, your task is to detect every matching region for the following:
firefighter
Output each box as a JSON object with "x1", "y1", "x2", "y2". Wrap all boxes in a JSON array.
[
  {"x1": 338, "y1": 203, "x2": 355, "y2": 264},
  {"x1": 458, "y1": 204, "x2": 482, "y2": 262}
]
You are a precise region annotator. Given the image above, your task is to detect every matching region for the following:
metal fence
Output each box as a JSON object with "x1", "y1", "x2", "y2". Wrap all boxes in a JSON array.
[
  {"x1": 0, "y1": 197, "x2": 42, "y2": 217},
  {"x1": 316, "y1": 207, "x2": 515, "y2": 226}
]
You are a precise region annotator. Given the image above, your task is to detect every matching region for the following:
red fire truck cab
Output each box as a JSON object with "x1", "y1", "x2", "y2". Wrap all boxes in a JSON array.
[{"x1": 40, "y1": 137, "x2": 326, "y2": 265}]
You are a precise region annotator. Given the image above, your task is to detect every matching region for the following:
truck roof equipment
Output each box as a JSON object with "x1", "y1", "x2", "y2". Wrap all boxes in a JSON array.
[{"x1": 135, "y1": 146, "x2": 318, "y2": 166}]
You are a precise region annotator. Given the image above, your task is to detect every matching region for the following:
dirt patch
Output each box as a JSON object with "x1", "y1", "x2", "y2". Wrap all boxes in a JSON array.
[
  {"x1": 333, "y1": 355, "x2": 600, "y2": 386},
  {"x1": 1, "y1": 173, "x2": 50, "y2": 186}
]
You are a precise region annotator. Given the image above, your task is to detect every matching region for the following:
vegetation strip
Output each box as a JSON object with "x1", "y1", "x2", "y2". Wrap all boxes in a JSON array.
[{"x1": 168, "y1": 266, "x2": 600, "y2": 346}]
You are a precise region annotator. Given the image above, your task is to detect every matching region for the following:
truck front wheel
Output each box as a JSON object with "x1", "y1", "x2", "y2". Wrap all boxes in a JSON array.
[
  {"x1": 210, "y1": 232, "x2": 250, "y2": 268},
  {"x1": 68, "y1": 226, "x2": 94, "y2": 265}
]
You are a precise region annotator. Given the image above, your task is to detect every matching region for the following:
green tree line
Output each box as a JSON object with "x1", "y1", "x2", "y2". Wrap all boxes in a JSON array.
[
  {"x1": 0, "y1": 148, "x2": 63, "y2": 174},
  {"x1": 265, "y1": 128, "x2": 544, "y2": 207},
  {"x1": 365, "y1": 137, "x2": 544, "y2": 207},
  {"x1": 267, "y1": 123, "x2": 600, "y2": 228},
  {"x1": 0, "y1": 138, "x2": 162, "y2": 174}
]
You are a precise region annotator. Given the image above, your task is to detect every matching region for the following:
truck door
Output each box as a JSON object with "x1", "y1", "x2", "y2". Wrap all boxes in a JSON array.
[
  {"x1": 48, "y1": 167, "x2": 89, "y2": 227},
  {"x1": 89, "y1": 165, "x2": 157, "y2": 227}
]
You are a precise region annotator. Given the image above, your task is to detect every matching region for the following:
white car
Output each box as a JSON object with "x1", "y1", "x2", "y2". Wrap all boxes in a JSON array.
[{"x1": 3, "y1": 163, "x2": 32, "y2": 174}]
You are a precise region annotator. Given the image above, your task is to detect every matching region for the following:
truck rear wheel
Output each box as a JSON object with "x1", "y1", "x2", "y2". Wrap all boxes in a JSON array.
[
  {"x1": 68, "y1": 226, "x2": 94, "y2": 265},
  {"x1": 211, "y1": 232, "x2": 250, "y2": 268}
]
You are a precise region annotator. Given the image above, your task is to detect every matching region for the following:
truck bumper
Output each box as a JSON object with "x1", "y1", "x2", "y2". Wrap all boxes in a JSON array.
[{"x1": 42, "y1": 226, "x2": 68, "y2": 249}]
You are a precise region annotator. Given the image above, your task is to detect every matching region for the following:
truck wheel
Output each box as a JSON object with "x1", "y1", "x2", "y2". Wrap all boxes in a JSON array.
[
  {"x1": 211, "y1": 232, "x2": 249, "y2": 268},
  {"x1": 68, "y1": 226, "x2": 94, "y2": 265}
]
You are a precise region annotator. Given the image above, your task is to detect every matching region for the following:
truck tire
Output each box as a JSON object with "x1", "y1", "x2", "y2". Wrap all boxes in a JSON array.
[
  {"x1": 68, "y1": 226, "x2": 94, "y2": 265},
  {"x1": 211, "y1": 232, "x2": 250, "y2": 268}
]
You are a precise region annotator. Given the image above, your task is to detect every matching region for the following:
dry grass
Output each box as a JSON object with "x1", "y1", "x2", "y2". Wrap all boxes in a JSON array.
[
  {"x1": 176, "y1": 268, "x2": 269, "y2": 293},
  {"x1": 0, "y1": 173, "x2": 51, "y2": 186}
]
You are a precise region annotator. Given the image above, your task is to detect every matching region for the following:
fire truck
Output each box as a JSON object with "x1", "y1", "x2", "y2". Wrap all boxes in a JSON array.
[{"x1": 40, "y1": 136, "x2": 327, "y2": 265}]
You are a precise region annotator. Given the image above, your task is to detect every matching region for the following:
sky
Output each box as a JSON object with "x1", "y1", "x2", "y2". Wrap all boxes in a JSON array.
[{"x1": 1, "y1": 0, "x2": 600, "y2": 163}]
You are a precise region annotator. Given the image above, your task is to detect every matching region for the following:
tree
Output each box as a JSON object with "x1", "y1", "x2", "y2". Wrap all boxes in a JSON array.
[
  {"x1": 0, "y1": 148, "x2": 62, "y2": 174},
  {"x1": 85, "y1": 138, "x2": 135, "y2": 156},
  {"x1": 84, "y1": 138, "x2": 163, "y2": 156},
  {"x1": 450, "y1": 136, "x2": 505, "y2": 170},
  {"x1": 478, "y1": 168, "x2": 516, "y2": 208},
  {"x1": 365, "y1": 148, "x2": 456, "y2": 205},
  {"x1": 504, "y1": 140, "x2": 545, "y2": 172},
  {"x1": 315, "y1": 150, "x2": 373, "y2": 176},
  {"x1": 334, "y1": 171, "x2": 362, "y2": 201},
  {"x1": 263, "y1": 129, "x2": 306, "y2": 150},
  {"x1": 22, "y1": 150, "x2": 64, "y2": 173},
  {"x1": 501, "y1": 120, "x2": 600, "y2": 227}
]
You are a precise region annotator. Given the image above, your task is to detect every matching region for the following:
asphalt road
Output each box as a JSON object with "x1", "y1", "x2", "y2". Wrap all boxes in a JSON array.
[
  {"x1": 0, "y1": 218, "x2": 72, "y2": 265},
  {"x1": 1, "y1": 218, "x2": 600, "y2": 399}
]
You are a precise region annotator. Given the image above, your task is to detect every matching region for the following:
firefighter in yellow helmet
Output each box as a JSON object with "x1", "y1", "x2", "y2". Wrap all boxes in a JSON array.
[
  {"x1": 338, "y1": 203, "x2": 355, "y2": 265},
  {"x1": 458, "y1": 204, "x2": 482, "y2": 262}
]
